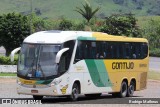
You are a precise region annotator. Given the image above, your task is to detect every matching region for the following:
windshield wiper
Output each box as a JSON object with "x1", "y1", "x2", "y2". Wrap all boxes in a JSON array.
[{"x1": 37, "y1": 63, "x2": 46, "y2": 78}]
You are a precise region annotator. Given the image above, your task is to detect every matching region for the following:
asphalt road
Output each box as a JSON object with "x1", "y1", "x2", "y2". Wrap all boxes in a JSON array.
[
  {"x1": 149, "y1": 57, "x2": 160, "y2": 72},
  {"x1": 0, "y1": 78, "x2": 160, "y2": 104}
]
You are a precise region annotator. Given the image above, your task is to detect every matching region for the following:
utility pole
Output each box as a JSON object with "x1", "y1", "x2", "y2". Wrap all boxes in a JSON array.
[{"x1": 30, "y1": 0, "x2": 33, "y2": 34}]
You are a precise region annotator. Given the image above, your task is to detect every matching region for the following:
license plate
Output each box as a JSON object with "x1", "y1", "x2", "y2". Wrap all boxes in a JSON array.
[{"x1": 31, "y1": 90, "x2": 38, "y2": 93}]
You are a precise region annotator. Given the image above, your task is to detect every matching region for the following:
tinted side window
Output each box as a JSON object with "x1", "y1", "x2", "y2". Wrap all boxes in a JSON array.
[
  {"x1": 59, "y1": 40, "x2": 75, "y2": 72},
  {"x1": 124, "y1": 43, "x2": 131, "y2": 59},
  {"x1": 75, "y1": 41, "x2": 89, "y2": 59},
  {"x1": 74, "y1": 40, "x2": 148, "y2": 61},
  {"x1": 141, "y1": 43, "x2": 148, "y2": 58}
]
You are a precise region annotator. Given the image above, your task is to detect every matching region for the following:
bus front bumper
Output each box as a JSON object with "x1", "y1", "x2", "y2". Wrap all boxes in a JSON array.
[{"x1": 17, "y1": 84, "x2": 66, "y2": 96}]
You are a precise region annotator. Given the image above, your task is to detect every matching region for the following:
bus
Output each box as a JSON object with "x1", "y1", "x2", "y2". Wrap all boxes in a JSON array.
[{"x1": 11, "y1": 31, "x2": 149, "y2": 101}]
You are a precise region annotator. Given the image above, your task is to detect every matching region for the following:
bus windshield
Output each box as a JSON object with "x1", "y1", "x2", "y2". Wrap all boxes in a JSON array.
[{"x1": 18, "y1": 43, "x2": 61, "y2": 79}]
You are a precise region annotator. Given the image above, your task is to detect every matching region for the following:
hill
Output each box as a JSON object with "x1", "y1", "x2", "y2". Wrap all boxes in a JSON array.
[{"x1": 0, "y1": 0, "x2": 160, "y2": 19}]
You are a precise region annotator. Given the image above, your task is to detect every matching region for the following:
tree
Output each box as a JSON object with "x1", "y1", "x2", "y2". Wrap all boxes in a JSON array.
[
  {"x1": 142, "y1": 19, "x2": 160, "y2": 56},
  {"x1": 98, "y1": 13, "x2": 142, "y2": 37},
  {"x1": 31, "y1": 13, "x2": 53, "y2": 32},
  {"x1": 0, "y1": 13, "x2": 30, "y2": 56},
  {"x1": 58, "y1": 18, "x2": 73, "y2": 30},
  {"x1": 75, "y1": 0, "x2": 100, "y2": 24}
]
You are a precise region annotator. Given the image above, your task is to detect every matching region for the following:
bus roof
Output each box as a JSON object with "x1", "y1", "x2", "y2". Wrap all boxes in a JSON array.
[{"x1": 23, "y1": 30, "x2": 148, "y2": 44}]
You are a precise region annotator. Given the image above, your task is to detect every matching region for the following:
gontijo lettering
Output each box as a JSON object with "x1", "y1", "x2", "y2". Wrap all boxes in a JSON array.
[{"x1": 112, "y1": 62, "x2": 134, "y2": 69}]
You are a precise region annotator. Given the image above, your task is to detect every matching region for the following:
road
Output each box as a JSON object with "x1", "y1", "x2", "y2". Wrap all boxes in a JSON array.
[
  {"x1": 0, "y1": 78, "x2": 160, "y2": 104},
  {"x1": 149, "y1": 57, "x2": 160, "y2": 72}
]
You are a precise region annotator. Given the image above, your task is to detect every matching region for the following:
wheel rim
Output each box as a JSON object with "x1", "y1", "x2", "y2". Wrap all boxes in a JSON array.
[
  {"x1": 121, "y1": 83, "x2": 127, "y2": 97},
  {"x1": 128, "y1": 84, "x2": 134, "y2": 95},
  {"x1": 72, "y1": 87, "x2": 78, "y2": 100}
]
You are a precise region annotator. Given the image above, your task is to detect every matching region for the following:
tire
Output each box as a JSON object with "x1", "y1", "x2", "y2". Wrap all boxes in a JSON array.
[
  {"x1": 127, "y1": 81, "x2": 135, "y2": 97},
  {"x1": 70, "y1": 83, "x2": 80, "y2": 101},
  {"x1": 85, "y1": 93, "x2": 101, "y2": 98},
  {"x1": 118, "y1": 81, "x2": 128, "y2": 98},
  {"x1": 33, "y1": 95, "x2": 43, "y2": 100}
]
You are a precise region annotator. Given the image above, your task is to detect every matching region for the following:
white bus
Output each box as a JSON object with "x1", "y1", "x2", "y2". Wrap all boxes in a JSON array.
[{"x1": 11, "y1": 30, "x2": 149, "y2": 101}]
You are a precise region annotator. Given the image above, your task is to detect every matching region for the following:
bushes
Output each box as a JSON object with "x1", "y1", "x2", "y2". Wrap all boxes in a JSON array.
[
  {"x1": 0, "y1": 56, "x2": 18, "y2": 65},
  {"x1": 59, "y1": 19, "x2": 73, "y2": 30},
  {"x1": 140, "y1": 18, "x2": 160, "y2": 57},
  {"x1": 97, "y1": 14, "x2": 142, "y2": 37},
  {"x1": 149, "y1": 48, "x2": 160, "y2": 57},
  {"x1": 58, "y1": 19, "x2": 85, "y2": 31}
]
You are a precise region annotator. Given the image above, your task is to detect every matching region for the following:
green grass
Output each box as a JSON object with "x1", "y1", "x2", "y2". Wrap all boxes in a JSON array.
[
  {"x1": 148, "y1": 71, "x2": 160, "y2": 80},
  {"x1": 0, "y1": 72, "x2": 16, "y2": 76}
]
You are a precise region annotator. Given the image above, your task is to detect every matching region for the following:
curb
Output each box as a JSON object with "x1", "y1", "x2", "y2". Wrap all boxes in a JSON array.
[
  {"x1": 148, "y1": 79, "x2": 160, "y2": 83},
  {"x1": 0, "y1": 76, "x2": 16, "y2": 78}
]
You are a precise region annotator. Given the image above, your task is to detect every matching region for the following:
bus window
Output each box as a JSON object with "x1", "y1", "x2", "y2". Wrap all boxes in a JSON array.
[
  {"x1": 75, "y1": 41, "x2": 82, "y2": 60},
  {"x1": 96, "y1": 42, "x2": 105, "y2": 59},
  {"x1": 116, "y1": 43, "x2": 120, "y2": 59},
  {"x1": 119, "y1": 42, "x2": 123, "y2": 59},
  {"x1": 123, "y1": 43, "x2": 131, "y2": 59},
  {"x1": 112, "y1": 43, "x2": 118, "y2": 59},
  {"x1": 141, "y1": 43, "x2": 148, "y2": 59},
  {"x1": 75, "y1": 41, "x2": 90, "y2": 62},
  {"x1": 90, "y1": 42, "x2": 96, "y2": 59},
  {"x1": 59, "y1": 40, "x2": 75, "y2": 73},
  {"x1": 131, "y1": 43, "x2": 137, "y2": 59},
  {"x1": 135, "y1": 43, "x2": 141, "y2": 59},
  {"x1": 107, "y1": 43, "x2": 113, "y2": 58}
]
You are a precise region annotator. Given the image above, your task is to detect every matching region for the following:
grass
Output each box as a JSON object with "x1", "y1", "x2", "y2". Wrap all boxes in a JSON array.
[
  {"x1": 0, "y1": 72, "x2": 16, "y2": 76},
  {"x1": 148, "y1": 71, "x2": 160, "y2": 80}
]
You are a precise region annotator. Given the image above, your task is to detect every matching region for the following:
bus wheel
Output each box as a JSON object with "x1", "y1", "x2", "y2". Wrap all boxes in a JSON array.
[
  {"x1": 85, "y1": 93, "x2": 101, "y2": 98},
  {"x1": 127, "y1": 81, "x2": 135, "y2": 97},
  {"x1": 33, "y1": 95, "x2": 43, "y2": 100},
  {"x1": 119, "y1": 81, "x2": 128, "y2": 98},
  {"x1": 70, "y1": 83, "x2": 80, "y2": 101}
]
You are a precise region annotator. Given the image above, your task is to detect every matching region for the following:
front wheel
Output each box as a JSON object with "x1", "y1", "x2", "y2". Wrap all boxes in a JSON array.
[
  {"x1": 118, "y1": 81, "x2": 128, "y2": 98},
  {"x1": 70, "y1": 83, "x2": 80, "y2": 101},
  {"x1": 33, "y1": 95, "x2": 43, "y2": 100}
]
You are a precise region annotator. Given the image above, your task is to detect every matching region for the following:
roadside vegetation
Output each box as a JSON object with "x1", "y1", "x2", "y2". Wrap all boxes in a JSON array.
[
  {"x1": 0, "y1": 72, "x2": 16, "y2": 76},
  {"x1": 0, "y1": 55, "x2": 18, "y2": 65}
]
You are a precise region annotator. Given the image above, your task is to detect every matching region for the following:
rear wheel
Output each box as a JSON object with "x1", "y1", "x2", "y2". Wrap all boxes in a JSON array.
[
  {"x1": 127, "y1": 81, "x2": 135, "y2": 97},
  {"x1": 33, "y1": 95, "x2": 43, "y2": 100},
  {"x1": 118, "y1": 81, "x2": 128, "y2": 98},
  {"x1": 70, "y1": 83, "x2": 80, "y2": 101}
]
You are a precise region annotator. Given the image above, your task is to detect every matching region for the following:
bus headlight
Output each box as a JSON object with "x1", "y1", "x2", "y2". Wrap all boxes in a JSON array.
[{"x1": 50, "y1": 78, "x2": 62, "y2": 86}]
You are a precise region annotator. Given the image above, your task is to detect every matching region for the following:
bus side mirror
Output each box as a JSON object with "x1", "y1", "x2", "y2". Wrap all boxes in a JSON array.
[
  {"x1": 10, "y1": 47, "x2": 21, "y2": 62},
  {"x1": 55, "y1": 48, "x2": 69, "y2": 64}
]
